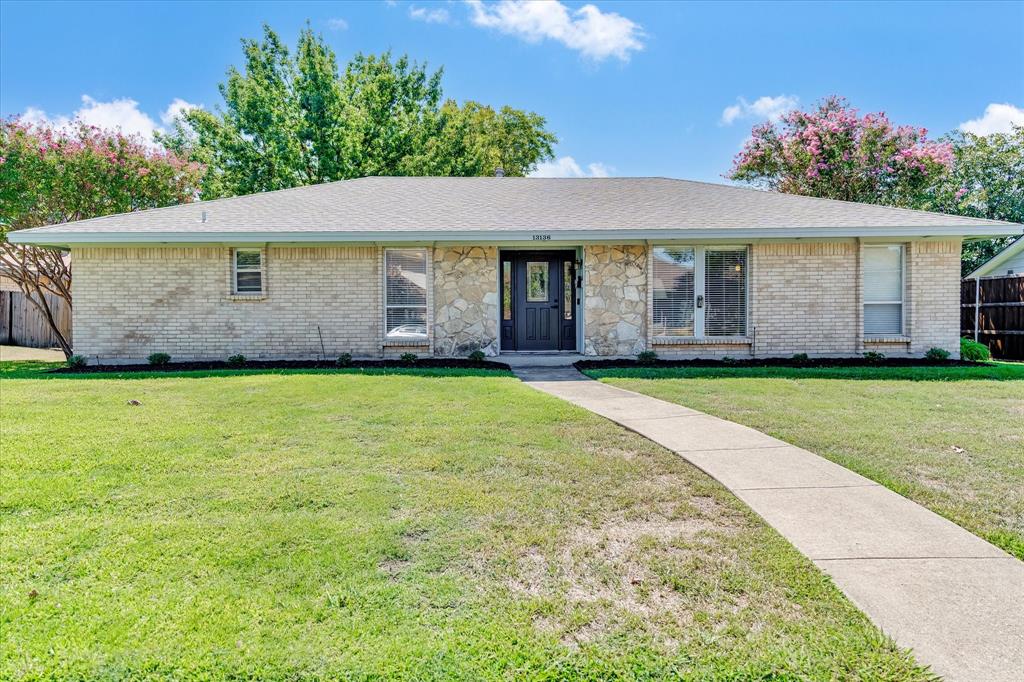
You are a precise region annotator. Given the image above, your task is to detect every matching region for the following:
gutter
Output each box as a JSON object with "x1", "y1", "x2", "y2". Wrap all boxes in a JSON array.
[{"x1": 8, "y1": 224, "x2": 1024, "y2": 248}]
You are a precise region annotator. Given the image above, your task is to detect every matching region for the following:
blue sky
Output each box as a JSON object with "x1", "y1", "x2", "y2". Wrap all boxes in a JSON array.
[{"x1": 2, "y1": 0, "x2": 1022, "y2": 182}]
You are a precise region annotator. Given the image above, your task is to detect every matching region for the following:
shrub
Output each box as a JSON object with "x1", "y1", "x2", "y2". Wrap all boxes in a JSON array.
[
  {"x1": 336, "y1": 353, "x2": 353, "y2": 367},
  {"x1": 467, "y1": 350, "x2": 486, "y2": 362},
  {"x1": 636, "y1": 350, "x2": 658, "y2": 365},
  {"x1": 227, "y1": 354, "x2": 246, "y2": 367},
  {"x1": 400, "y1": 352, "x2": 418, "y2": 364},
  {"x1": 721, "y1": 356, "x2": 737, "y2": 365},
  {"x1": 791, "y1": 352, "x2": 810, "y2": 365},
  {"x1": 960, "y1": 338, "x2": 991, "y2": 362},
  {"x1": 924, "y1": 347, "x2": 950, "y2": 361},
  {"x1": 148, "y1": 352, "x2": 171, "y2": 366},
  {"x1": 66, "y1": 354, "x2": 87, "y2": 369},
  {"x1": 863, "y1": 351, "x2": 885, "y2": 364}
]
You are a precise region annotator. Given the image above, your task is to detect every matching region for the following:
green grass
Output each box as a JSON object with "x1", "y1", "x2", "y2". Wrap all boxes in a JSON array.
[
  {"x1": 0, "y1": 362, "x2": 931, "y2": 680},
  {"x1": 586, "y1": 363, "x2": 1024, "y2": 560}
]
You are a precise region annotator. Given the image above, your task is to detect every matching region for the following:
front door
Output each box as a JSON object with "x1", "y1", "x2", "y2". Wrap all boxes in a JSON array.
[{"x1": 501, "y1": 251, "x2": 577, "y2": 351}]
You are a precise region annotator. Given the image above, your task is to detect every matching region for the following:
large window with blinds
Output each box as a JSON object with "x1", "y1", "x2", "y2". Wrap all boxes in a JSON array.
[
  {"x1": 863, "y1": 244, "x2": 904, "y2": 336},
  {"x1": 651, "y1": 246, "x2": 748, "y2": 338},
  {"x1": 384, "y1": 248, "x2": 428, "y2": 341}
]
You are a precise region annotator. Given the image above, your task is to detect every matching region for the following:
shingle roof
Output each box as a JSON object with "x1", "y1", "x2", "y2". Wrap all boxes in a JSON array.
[{"x1": 11, "y1": 177, "x2": 1021, "y2": 245}]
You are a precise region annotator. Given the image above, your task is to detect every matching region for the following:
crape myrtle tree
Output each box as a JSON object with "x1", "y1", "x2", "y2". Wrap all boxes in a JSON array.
[
  {"x1": 0, "y1": 119, "x2": 203, "y2": 357},
  {"x1": 729, "y1": 96, "x2": 1024, "y2": 274},
  {"x1": 163, "y1": 25, "x2": 557, "y2": 199},
  {"x1": 728, "y1": 96, "x2": 953, "y2": 207}
]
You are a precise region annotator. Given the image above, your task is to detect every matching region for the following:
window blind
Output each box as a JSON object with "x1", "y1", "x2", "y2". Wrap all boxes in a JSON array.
[
  {"x1": 385, "y1": 249, "x2": 428, "y2": 339},
  {"x1": 233, "y1": 249, "x2": 263, "y2": 294},
  {"x1": 704, "y1": 248, "x2": 748, "y2": 336},
  {"x1": 651, "y1": 247, "x2": 695, "y2": 336},
  {"x1": 863, "y1": 245, "x2": 903, "y2": 336}
]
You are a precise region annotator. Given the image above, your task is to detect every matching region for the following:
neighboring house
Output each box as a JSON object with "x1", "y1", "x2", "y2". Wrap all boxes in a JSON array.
[
  {"x1": 962, "y1": 237, "x2": 1024, "y2": 360},
  {"x1": 966, "y1": 237, "x2": 1024, "y2": 279},
  {"x1": 9, "y1": 177, "x2": 1022, "y2": 362}
]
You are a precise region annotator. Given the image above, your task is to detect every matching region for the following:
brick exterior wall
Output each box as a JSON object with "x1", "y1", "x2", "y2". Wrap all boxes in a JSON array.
[
  {"x1": 73, "y1": 246, "x2": 381, "y2": 362},
  {"x1": 750, "y1": 241, "x2": 860, "y2": 356},
  {"x1": 71, "y1": 239, "x2": 963, "y2": 361}
]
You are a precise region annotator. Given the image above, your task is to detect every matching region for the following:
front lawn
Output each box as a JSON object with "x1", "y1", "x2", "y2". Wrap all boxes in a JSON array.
[
  {"x1": 585, "y1": 364, "x2": 1024, "y2": 560},
  {"x1": 0, "y1": 363, "x2": 928, "y2": 680}
]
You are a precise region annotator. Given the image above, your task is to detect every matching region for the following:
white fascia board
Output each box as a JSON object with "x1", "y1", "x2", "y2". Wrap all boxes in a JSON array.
[{"x1": 9, "y1": 224, "x2": 1023, "y2": 248}]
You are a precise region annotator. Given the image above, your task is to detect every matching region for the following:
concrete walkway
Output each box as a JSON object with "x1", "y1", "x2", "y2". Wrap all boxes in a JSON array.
[
  {"x1": 0, "y1": 345, "x2": 65, "y2": 362},
  {"x1": 515, "y1": 366, "x2": 1024, "y2": 682}
]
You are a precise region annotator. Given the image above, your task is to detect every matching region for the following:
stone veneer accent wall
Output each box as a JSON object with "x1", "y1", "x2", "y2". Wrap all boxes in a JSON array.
[
  {"x1": 750, "y1": 241, "x2": 860, "y2": 355},
  {"x1": 432, "y1": 246, "x2": 499, "y2": 356},
  {"x1": 583, "y1": 245, "x2": 647, "y2": 356},
  {"x1": 72, "y1": 246, "x2": 381, "y2": 361}
]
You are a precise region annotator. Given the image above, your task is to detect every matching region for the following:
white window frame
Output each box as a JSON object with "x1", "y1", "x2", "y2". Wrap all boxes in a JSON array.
[
  {"x1": 232, "y1": 248, "x2": 264, "y2": 295},
  {"x1": 652, "y1": 245, "x2": 749, "y2": 339},
  {"x1": 863, "y1": 244, "x2": 905, "y2": 337},
  {"x1": 383, "y1": 247, "x2": 429, "y2": 343}
]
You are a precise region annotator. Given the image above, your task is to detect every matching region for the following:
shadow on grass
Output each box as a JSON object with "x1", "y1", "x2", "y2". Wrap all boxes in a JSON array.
[
  {"x1": 0, "y1": 360, "x2": 514, "y2": 381},
  {"x1": 582, "y1": 363, "x2": 1024, "y2": 382}
]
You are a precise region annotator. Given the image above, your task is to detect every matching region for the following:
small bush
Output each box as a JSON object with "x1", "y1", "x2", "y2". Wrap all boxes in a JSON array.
[
  {"x1": 400, "y1": 352, "x2": 418, "y2": 364},
  {"x1": 227, "y1": 354, "x2": 246, "y2": 367},
  {"x1": 66, "y1": 354, "x2": 87, "y2": 369},
  {"x1": 791, "y1": 352, "x2": 810, "y2": 365},
  {"x1": 863, "y1": 351, "x2": 885, "y2": 364},
  {"x1": 924, "y1": 347, "x2": 950, "y2": 361},
  {"x1": 148, "y1": 352, "x2": 171, "y2": 366},
  {"x1": 467, "y1": 350, "x2": 486, "y2": 362},
  {"x1": 960, "y1": 338, "x2": 991, "y2": 362},
  {"x1": 336, "y1": 353, "x2": 353, "y2": 367},
  {"x1": 636, "y1": 350, "x2": 658, "y2": 365},
  {"x1": 721, "y1": 356, "x2": 737, "y2": 365}
]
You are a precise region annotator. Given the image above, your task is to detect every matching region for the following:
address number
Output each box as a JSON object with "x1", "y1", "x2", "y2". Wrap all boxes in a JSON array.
[{"x1": 532, "y1": 234, "x2": 552, "y2": 241}]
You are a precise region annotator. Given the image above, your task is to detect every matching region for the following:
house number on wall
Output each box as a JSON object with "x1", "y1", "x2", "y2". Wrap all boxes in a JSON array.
[{"x1": 532, "y1": 234, "x2": 552, "y2": 241}]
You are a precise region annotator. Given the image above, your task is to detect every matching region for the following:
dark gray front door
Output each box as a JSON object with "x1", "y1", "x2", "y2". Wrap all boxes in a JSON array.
[{"x1": 502, "y1": 251, "x2": 577, "y2": 352}]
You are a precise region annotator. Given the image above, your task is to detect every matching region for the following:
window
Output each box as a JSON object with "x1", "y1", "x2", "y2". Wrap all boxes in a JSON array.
[
  {"x1": 864, "y1": 244, "x2": 904, "y2": 336},
  {"x1": 652, "y1": 247, "x2": 695, "y2": 336},
  {"x1": 233, "y1": 249, "x2": 263, "y2": 294},
  {"x1": 502, "y1": 260, "x2": 512, "y2": 321},
  {"x1": 704, "y1": 248, "x2": 747, "y2": 336},
  {"x1": 385, "y1": 248, "x2": 428, "y2": 341},
  {"x1": 652, "y1": 246, "x2": 747, "y2": 337},
  {"x1": 526, "y1": 262, "x2": 549, "y2": 301}
]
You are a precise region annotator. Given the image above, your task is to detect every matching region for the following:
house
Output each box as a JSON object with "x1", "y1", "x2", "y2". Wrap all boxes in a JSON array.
[
  {"x1": 9, "y1": 177, "x2": 1022, "y2": 362},
  {"x1": 966, "y1": 236, "x2": 1024, "y2": 279}
]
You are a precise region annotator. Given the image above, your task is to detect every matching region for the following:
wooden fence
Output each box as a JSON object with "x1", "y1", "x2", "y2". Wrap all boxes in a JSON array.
[
  {"x1": 961, "y1": 275, "x2": 1024, "y2": 360},
  {"x1": 0, "y1": 290, "x2": 72, "y2": 349}
]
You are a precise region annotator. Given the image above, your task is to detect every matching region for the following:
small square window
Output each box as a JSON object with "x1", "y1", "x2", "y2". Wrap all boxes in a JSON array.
[{"x1": 233, "y1": 249, "x2": 263, "y2": 294}]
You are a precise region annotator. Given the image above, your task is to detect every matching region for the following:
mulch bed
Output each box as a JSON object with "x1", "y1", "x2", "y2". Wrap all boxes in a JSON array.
[
  {"x1": 575, "y1": 357, "x2": 981, "y2": 370},
  {"x1": 49, "y1": 358, "x2": 512, "y2": 374}
]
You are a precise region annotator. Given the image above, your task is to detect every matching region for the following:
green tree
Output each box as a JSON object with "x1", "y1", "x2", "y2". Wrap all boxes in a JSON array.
[
  {"x1": 0, "y1": 119, "x2": 203, "y2": 356},
  {"x1": 165, "y1": 25, "x2": 555, "y2": 198},
  {"x1": 926, "y1": 126, "x2": 1023, "y2": 275}
]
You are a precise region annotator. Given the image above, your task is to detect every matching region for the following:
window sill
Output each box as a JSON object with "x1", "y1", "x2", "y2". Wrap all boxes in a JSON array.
[
  {"x1": 864, "y1": 336, "x2": 910, "y2": 343},
  {"x1": 382, "y1": 339, "x2": 430, "y2": 348},
  {"x1": 653, "y1": 336, "x2": 752, "y2": 346},
  {"x1": 227, "y1": 293, "x2": 267, "y2": 302}
]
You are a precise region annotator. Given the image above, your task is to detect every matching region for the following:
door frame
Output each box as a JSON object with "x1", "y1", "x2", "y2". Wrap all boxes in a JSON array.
[{"x1": 499, "y1": 247, "x2": 581, "y2": 352}]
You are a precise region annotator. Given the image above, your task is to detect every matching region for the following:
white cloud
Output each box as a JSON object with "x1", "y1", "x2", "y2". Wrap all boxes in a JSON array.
[
  {"x1": 720, "y1": 95, "x2": 799, "y2": 126},
  {"x1": 959, "y1": 103, "x2": 1024, "y2": 136},
  {"x1": 409, "y1": 5, "x2": 451, "y2": 24},
  {"x1": 20, "y1": 95, "x2": 202, "y2": 143},
  {"x1": 531, "y1": 156, "x2": 612, "y2": 178},
  {"x1": 160, "y1": 98, "x2": 201, "y2": 127},
  {"x1": 465, "y1": 0, "x2": 643, "y2": 62},
  {"x1": 326, "y1": 17, "x2": 349, "y2": 31}
]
